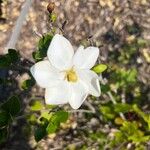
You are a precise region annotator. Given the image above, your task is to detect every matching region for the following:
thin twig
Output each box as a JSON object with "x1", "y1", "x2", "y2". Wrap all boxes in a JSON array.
[
  {"x1": 68, "y1": 109, "x2": 95, "y2": 114},
  {"x1": 15, "y1": 108, "x2": 95, "y2": 121},
  {"x1": 84, "y1": 100, "x2": 96, "y2": 113},
  {"x1": 107, "y1": 91, "x2": 126, "y2": 120}
]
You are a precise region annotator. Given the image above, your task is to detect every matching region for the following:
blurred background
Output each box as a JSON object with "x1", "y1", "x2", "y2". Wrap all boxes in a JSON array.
[{"x1": 0, "y1": 0, "x2": 150, "y2": 149}]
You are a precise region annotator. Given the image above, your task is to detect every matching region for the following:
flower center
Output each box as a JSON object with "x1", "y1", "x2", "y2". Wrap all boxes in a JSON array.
[{"x1": 65, "y1": 68, "x2": 78, "y2": 82}]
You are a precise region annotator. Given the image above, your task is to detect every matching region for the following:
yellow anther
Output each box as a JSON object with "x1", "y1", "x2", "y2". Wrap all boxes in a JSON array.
[{"x1": 65, "y1": 68, "x2": 78, "y2": 82}]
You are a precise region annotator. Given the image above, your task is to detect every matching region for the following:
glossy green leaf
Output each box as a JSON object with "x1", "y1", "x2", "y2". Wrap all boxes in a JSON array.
[
  {"x1": 46, "y1": 111, "x2": 69, "y2": 134},
  {"x1": 34, "y1": 126, "x2": 47, "y2": 142},
  {"x1": 52, "y1": 111, "x2": 69, "y2": 123},
  {"x1": 33, "y1": 34, "x2": 53, "y2": 61},
  {"x1": 92, "y1": 64, "x2": 107, "y2": 74},
  {"x1": 46, "y1": 122, "x2": 58, "y2": 134},
  {"x1": 1, "y1": 95, "x2": 20, "y2": 117}
]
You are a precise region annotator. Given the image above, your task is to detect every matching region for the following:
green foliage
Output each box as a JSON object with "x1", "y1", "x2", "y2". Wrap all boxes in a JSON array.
[
  {"x1": 111, "y1": 68, "x2": 137, "y2": 89},
  {"x1": 100, "y1": 103, "x2": 132, "y2": 121},
  {"x1": 101, "y1": 84, "x2": 110, "y2": 93},
  {"x1": 49, "y1": 13, "x2": 57, "y2": 22},
  {"x1": 0, "y1": 49, "x2": 19, "y2": 68},
  {"x1": 21, "y1": 78, "x2": 35, "y2": 90},
  {"x1": 0, "y1": 128, "x2": 8, "y2": 144},
  {"x1": 30, "y1": 101, "x2": 44, "y2": 111},
  {"x1": 34, "y1": 125, "x2": 47, "y2": 142},
  {"x1": 112, "y1": 121, "x2": 150, "y2": 148},
  {"x1": 32, "y1": 34, "x2": 53, "y2": 61},
  {"x1": 0, "y1": 111, "x2": 10, "y2": 128},
  {"x1": 132, "y1": 104, "x2": 150, "y2": 130},
  {"x1": 114, "y1": 103, "x2": 132, "y2": 113},
  {"x1": 92, "y1": 64, "x2": 107, "y2": 74},
  {"x1": 118, "y1": 42, "x2": 137, "y2": 64},
  {"x1": 46, "y1": 111, "x2": 69, "y2": 134},
  {"x1": 100, "y1": 105, "x2": 115, "y2": 120},
  {"x1": 107, "y1": 36, "x2": 148, "y2": 65},
  {"x1": 34, "y1": 111, "x2": 69, "y2": 142},
  {"x1": 0, "y1": 96, "x2": 21, "y2": 144},
  {"x1": 126, "y1": 23, "x2": 141, "y2": 36},
  {"x1": 8, "y1": 49, "x2": 19, "y2": 63},
  {"x1": 1, "y1": 95, "x2": 21, "y2": 117},
  {"x1": 26, "y1": 114, "x2": 37, "y2": 125},
  {"x1": 0, "y1": 55, "x2": 11, "y2": 68},
  {"x1": 89, "y1": 131, "x2": 107, "y2": 149}
]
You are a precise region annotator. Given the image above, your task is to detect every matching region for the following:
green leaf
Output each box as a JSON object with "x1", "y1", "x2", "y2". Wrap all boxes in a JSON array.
[
  {"x1": 100, "y1": 106, "x2": 115, "y2": 119},
  {"x1": 53, "y1": 111, "x2": 69, "y2": 123},
  {"x1": 21, "y1": 79, "x2": 35, "y2": 90},
  {"x1": 92, "y1": 64, "x2": 107, "y2": 74},
  {"x1": 126, "y1": 23, "x2": 141, "y2": 35},
  {"x1": 114, "y1": 103, "x2": 132, "y2": 113},
  {"x1": 33, "y1": 34, "x2": 53, "y2": 61},
  {"x1": 50, "y1": 13, "x2": 57, "y2": 22},
  {"x1": 46, "y1": 111, "x2": 69, "y2": 134},
  {"x1": 32, "y1": 51, "x2": 42, "y2": 62},
  {"x1": 34, "y1": 126, "x2": 47, "y2": 142},
  {"x1": 40, "y1": 111, "x2": 52, "y2": 121},
  {"x1": 46, "y1": 122, "x2": 58, "y2": 134},
  {"x1": 132, "y1": 104, "x2": 150, "y2": 130},
  {"x1": 0, "y1": 55, "x2": 11, "y2": 68},
  {"x1": 101, "y1": 84, "x2": 110, "y2": 93},
  {"x1": 0, "y1": 111, "x2": 10, "y2": 128},
  {"x1": 126, "y1": 69, "x2": 137, "y2": 83},
  {"x1": 1, "y1": 95, "x2": 21, "y2": 117},
  {"x1": 0, "y1": 128, "x2": 8, "y2": 144},
  {"x1": 137, "y1": 38, "x2": 148, "y2": 48},
  {"x1": 0, "y1": 49, "x2": 19, "y2": 68},
  {"x1": 26, "y1": 114, "x2": 37, "y2": 125},
  {"x1": 8, "y1": 49, "x2": 19, "y2": 63},
  {"x1": 30, "y1": 101, "x2": 44, "y2": 111}
]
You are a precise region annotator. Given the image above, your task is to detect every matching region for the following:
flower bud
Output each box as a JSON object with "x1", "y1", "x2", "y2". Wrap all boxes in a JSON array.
[{"x1": 47, "y1": 2, "x2": 55, "y2": 14}]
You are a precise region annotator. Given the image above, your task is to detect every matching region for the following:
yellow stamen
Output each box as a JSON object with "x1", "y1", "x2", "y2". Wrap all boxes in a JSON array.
[{"x1": 65, "y1": 68, "x2": 78, "y2": 82}]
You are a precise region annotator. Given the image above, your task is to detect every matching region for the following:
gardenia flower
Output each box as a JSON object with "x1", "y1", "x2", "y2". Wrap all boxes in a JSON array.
[{"x1": 30, "y1": 34, "x2": 101, "y2": 109}]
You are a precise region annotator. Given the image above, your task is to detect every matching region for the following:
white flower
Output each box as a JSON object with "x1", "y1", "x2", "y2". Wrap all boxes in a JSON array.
[{"x1": 30, "y1": 34, "x2": 101, "y2": 109}]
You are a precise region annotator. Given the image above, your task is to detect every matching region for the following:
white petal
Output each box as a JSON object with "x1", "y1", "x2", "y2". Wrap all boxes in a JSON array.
[
  {"x1": 73, "y1": 46, "x2": 99, "y2": 69},
  {"x1": 45, "y1": 81, "x2": 70, "y2": 105},
  {"x1": 30, "y1": 60, "x2": 62, "y2": 88},
  {"x1": 47, "y1": 34, "x2": 74, "y2": 70},
  {"x1": 78, "y1": 70, "x2": 101, "y2": 97},
  {"x1": 69, "y1": 81, "x2": 88, "y2": 109}
]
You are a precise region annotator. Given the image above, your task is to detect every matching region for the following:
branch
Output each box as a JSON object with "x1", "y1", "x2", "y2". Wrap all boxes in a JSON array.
[
  {"x1": 5, "y1": 0, "x2": 33, "y2": 53},
  {"x1": 68, "y1": 109, "x2": 95, "y2": 114}
]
